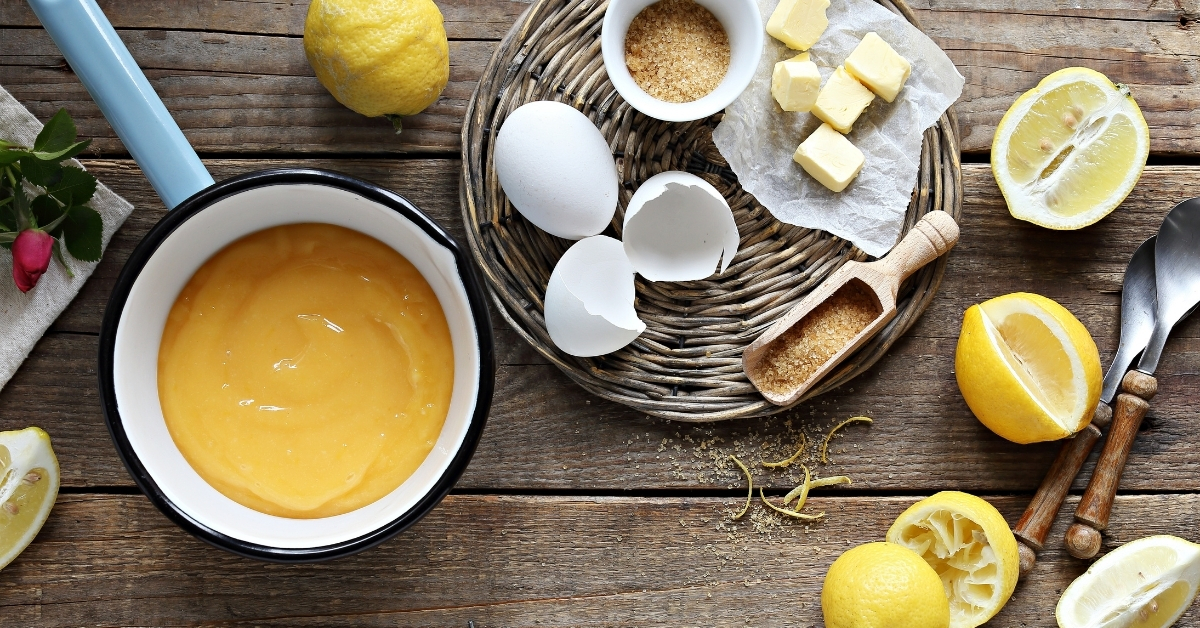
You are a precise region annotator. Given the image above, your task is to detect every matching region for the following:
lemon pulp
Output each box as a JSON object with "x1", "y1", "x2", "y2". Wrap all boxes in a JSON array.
[
  {"x1": 981, "y1": 308, "x2": 1076, "y2": 423},
  {"x1": 993, "y1": 67, "x2": 1148, "y2": 229},
  {"x1": 955, "y1": 293, "x2": 1101, "y2": 444},
  {"x1": 1057, "y1": 535, "x2": 1200, "y2": 628},
  {"x1": 158, "y1": 224, "x2": 454, "y2": 519},
  {"x1": 0, "y1": 427, "x2": 59, "y2": 570},
  {"x1": 886, "y1": 492, "x2": 1020, "y2": 628}
]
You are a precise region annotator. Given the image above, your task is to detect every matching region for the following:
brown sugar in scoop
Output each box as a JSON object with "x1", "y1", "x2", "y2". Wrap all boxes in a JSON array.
[
  {"x1": 753, "y1": 280, "x2": 882, "y2": 396},
  {"x1": 744, "y1": 211, "x2": 960, "y2": 406}
]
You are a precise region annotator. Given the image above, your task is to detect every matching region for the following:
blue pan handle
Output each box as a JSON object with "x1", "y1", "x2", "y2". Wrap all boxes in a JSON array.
[{"x1": 26, "y1": 0, "x2": 214, "y2": 209}]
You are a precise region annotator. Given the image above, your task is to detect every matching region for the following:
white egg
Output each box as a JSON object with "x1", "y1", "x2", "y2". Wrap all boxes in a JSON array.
[
  {"x1": 544, "y1": 236, "x2": 646, "y2": 357},
  {"x1": 494, "y1": 101, "x2": 619, "y2": 240},
  {"x1": 622, "y1": 171, "x2": 741, "y2": 282}
]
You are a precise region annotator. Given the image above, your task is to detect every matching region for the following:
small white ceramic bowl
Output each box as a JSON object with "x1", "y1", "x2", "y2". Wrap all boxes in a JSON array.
[
  {"x1": 601, "y1": 0, "x2": 764, "y2": 122},
  {"x1": 98, "y1": 170, "x2": 495, "y2": 562}
]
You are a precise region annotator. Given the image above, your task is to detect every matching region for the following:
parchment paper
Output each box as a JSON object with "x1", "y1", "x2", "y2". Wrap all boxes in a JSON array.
[{"x1": 712, "y1": 0, "x2": 964, "y2": 257}]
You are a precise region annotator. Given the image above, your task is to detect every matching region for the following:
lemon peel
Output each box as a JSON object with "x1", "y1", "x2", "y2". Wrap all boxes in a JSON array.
[
  {"x1": 762, "y1": 433, "x2": 807, "y2": 468},
  {"x1": 823, "y1": 542, "x2": 951, "y2": 628},
  {"x1": 730, "y1": 455, "x2": 752, "y2": 521},
  {"x1": 303, "y1": 0, "x2": 449, "y2": 129},
  {"x1": 759, "y1": 488, "x2": 825, "y2": 520},
  {"x1": 783, "y1": 468, "x2": 851, "y2": 508},
  {"x1": 821, "y1": 416, "x2": 872, "y2": 463},
  {"x1": 783, "y1": 464, "x2": 813, "y2": 509}
]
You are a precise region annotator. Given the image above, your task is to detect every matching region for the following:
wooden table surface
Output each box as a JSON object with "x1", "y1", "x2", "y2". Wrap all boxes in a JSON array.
[{"x1": 4, "y1": 0, "x2": 1200, "y2": 625}]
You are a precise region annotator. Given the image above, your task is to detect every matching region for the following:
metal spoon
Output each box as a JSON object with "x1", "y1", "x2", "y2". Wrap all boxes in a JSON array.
[{"x1": 1066, "y1": 197, "x2": 1200, "y2": 559}]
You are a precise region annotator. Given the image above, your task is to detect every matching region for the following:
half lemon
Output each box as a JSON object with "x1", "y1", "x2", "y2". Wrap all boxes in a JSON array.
[
  {"x1": 0, "y1": 427, "x2": 59, "y2": 570},
  {"x1": 1057, "y1": 535, "x2": 1200, "y2": 628},
  {"x1": 886, "y1": 491, "x2": 1020, "y2": 628},
  {"x1": 955, "y1": 292, "x2": 1102, "y2": 444},
  {"x1": 992, "y1": 67, "x2": 1149, "y2": 230}
]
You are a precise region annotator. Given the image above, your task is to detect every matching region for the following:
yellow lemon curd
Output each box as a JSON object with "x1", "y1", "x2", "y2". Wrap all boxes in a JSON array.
[{"x1": 158, "y1": 223, "x2": 454, "y2": 519}]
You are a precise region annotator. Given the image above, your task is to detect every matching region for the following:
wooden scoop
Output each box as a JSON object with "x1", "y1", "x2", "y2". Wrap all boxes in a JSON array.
[{"x1": 743, "y1": 211, "x2": 960, "y2": 406}]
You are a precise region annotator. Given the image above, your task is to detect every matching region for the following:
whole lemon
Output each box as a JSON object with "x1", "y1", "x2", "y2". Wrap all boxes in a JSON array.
[
  {"x1": 822, "y1": 542, "x2": 950, "y2": 628},
  {"x1": 304, "y1": 0, "x2": 449, "y2": 130}
]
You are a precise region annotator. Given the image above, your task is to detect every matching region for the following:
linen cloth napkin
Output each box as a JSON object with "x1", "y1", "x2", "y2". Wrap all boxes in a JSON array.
[{"x1": 0, "y1": 85, "x2": 134, "y2": 390}]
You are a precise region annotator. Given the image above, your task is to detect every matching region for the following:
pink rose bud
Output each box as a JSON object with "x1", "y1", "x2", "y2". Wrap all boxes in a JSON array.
[{"x1": 12, "y1": 229, "x2": 53, "y2": 293}]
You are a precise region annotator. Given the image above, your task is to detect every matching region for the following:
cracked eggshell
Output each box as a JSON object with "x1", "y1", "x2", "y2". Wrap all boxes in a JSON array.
[
  {"x1": 544, "y1": 236, "x2": 646, "y2": 357},
  {"x1": 494, "y1": 101, "x2": 619, "y2": 240},
  {"x1": 622, "y1": 171, "x2": 741, "y2": 282}
]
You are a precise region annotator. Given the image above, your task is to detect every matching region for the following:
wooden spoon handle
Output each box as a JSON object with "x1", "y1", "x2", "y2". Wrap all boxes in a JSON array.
[
  {"x1": 1065, "y1": 370, "x2": 1158, "y2": 559},
  {"x1": 1012, "y1": 405, "x2": 1108, "y2": 577},
  {"x1": 878, "y1": 211, "x2": 959, "y2": 283}
]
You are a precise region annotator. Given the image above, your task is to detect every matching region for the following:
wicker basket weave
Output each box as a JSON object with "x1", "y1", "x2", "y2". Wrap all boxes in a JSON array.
[{"x1": 460, "y1": 0, "x2": 962, "y2": 421}]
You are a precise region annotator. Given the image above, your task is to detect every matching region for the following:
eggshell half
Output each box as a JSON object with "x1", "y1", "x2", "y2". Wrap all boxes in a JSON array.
[
  {"x1": 494, "y1": 101, "x2": 619, "y2": 240},
  {"x1": 622, "y1": 171, "x2": 741, "y2": 282},
  {"x1": 545, "y1": 236, "x2": 646, "y2": 357}
]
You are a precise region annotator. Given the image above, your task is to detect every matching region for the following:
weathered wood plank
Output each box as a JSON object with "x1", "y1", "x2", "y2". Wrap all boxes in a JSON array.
[
  {"x1": 0, "y1": 0, "x2": 534, "y2": 40},
  {"x1": 3, "y1": 1, "x2": 1199, "y2": 155},
  {"x1": 5, "y1": 161, "x2": 1200, "y2": 492},
  {"x1": 909, "y1": 0, "x2": 1200, "y2": 156},
  {"x1": 1, "y1": 28, "x2": 493, "y2": 156},
  {"x1": 0, "y1": 493, "x2": 1195, "y2": 626}
]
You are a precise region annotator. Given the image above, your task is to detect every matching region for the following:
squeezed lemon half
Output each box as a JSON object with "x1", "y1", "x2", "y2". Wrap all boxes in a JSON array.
[
  {"x1": 0, "y1": 427, "x2": 59, "y2": 571},
  {"x1": 1057, "y1": 535, "x2": 1200, "y2": 628},
  {"x1": 992, "y1": 67, "x2": 1149, "y2": 230},
  {"x1": 886, "y1": 492, "x2": 1020, "y2": 628},
  {"x1": 955, "y1": 292, "x2": 1101, "y2": 444}
]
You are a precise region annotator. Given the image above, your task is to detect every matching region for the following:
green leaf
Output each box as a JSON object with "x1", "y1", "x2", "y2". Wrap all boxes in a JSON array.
[
  {"x1": 46, "y1": 166, "x2": 96, "y2": 207},
  {"x1": 32, "y1": 109, "x2": 77, "y2": 155},
  {"x1": 0, "y1": 231, "x2": 16, "y2": 245},
  {"x1": 19, "y1": 155, "x2": 62, "y2": 188},
  {"x1": 32, "y1": 138, "x2": 90, "y2": 162},
  {"x1": 30, "y1": 194, "x2": 65, "y2": 236},
  {"x1": 51, "y1": 239, "x2": 73, "y2": 279},
  {"x1": 61, "y1": 205, "x2": 102, "y2": 262},
  {"x1": 0, "y1": 148, "x2": 29, "y2": 166}
]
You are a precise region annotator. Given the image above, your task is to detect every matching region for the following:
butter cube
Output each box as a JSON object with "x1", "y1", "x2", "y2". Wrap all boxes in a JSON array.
[
  {"x1": 845, "y1": 32, "x2": 911, "y2": 102},
  {"x1": 793, "y1": 123, "x2": 865, "y2": 193},
  {"x1": 812, "y1": 66, "x2": 875, "y2": 134},
  {"x1": 771, "y1": 54, "x2": 821, "y2": 112},
  {"x1": 766, "y1": 0, "x2": 830, "y2": 51}
]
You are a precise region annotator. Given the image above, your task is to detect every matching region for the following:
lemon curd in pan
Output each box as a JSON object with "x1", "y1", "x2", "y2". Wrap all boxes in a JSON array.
[{"x1": 157, "y1": 223, "x2": 454, "y2": 519}]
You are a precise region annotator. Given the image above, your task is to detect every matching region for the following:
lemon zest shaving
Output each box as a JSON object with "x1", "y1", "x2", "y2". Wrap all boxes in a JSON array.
[
  {"x1": 821, "y1": 416, "x2": 873, "y2": 464},
  {"x1": 763, "y1": 433, "x2": 807, "y2": 468},
  {"x1": 782, "y1": 464, "x2": 812, "y2": 508},
  {"x1": 730, "y1": 455, "x2": 752, "y2": 521},
  {"x1": 810, "y1": 476, "x2": 852, "y2": 489},
  {"x1": 759, "y1": 488, "x2": 825, "y2": 520}
]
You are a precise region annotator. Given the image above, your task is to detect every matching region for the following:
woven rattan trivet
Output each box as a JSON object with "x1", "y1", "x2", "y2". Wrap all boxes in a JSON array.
[{"x1": 460, "y1": 0, "x2": 963, "y2": 421}]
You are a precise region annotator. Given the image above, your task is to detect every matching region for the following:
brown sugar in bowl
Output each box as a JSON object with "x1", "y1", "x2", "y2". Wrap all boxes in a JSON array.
[{"x1": 601, "y1": 0, "x2": 764, "y2": 122}]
